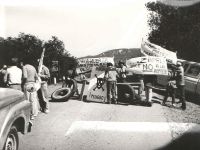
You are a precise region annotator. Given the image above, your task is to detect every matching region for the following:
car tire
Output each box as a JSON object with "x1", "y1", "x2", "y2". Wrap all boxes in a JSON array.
[
  {"x1": 3, "y1": 125, "x2": 19, "y2": 150},
  {"x1": 62, "y1": 79, "x2": 78, "y2": 96},
  {"x1": 117, "y1": 84, "x2": 135, "y2": 103},
  {"x1": 51, "y1": 87, "x2": 72, "y2": 101}
]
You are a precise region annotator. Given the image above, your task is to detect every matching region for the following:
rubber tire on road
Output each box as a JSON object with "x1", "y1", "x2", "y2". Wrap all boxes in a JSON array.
[
  {"x1": 51, "y1": 87, "x2": 72, "y2": 101},
  {"x1": 117, "y1": 84, "x2": 135, "y2": 103},
  {"x1": 3, "y1": 125, "x2": 19, "y2": 150},
  {"x1": 62, "y1": 79, "x2": 78, "y2": 96}
]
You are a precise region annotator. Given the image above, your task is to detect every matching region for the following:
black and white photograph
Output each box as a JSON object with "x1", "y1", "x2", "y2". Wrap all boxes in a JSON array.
[{"x1": 0, "y1": 0, "x2": 200, "y2": 150}]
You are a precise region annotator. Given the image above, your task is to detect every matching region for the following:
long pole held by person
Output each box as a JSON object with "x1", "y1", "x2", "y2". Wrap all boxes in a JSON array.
[
  {"x1": 35, "y1": 47, "x2": 46, "y2": 90},
  {"x1": 38, "y1": 47, "x2": 46, "y2": 75}
]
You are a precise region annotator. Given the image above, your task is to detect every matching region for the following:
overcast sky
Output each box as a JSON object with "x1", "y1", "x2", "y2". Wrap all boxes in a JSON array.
[{"x1": 0, "y1": 0, "x2": 153, "y2": 57}]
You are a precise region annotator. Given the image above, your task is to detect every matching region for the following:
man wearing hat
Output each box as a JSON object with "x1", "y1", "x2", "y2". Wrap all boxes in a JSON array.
[{"x1": 176, "y1": 61, "x2": 186, "y2": 110}]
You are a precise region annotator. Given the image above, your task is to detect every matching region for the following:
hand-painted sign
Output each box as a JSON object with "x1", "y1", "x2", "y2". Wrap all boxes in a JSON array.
[
  {"x1": 141, "y1": 40, "x2": 177, "y2": 64},
  {"x1": 78, "y1": 57, "x2": 114, "y2": 67},
  {"x1": 85, "y1": 67, "x2": 107, "y2": 102},
  {"x1": 126, "y1": 56, "x2": 168, "y2": 75}
]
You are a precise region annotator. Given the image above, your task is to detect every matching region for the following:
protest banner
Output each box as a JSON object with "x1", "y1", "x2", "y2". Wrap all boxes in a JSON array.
[
  {"x1": 141, "y1": 40, "x2": 177, "y2": 64},
  {"x1": 77, "y1": 57, "x2": 114, "y2": 80},
  {"x1": 126, "y1": 56, "x2": 168, "y2": 75},
  {"x1": 78, "y1": 57, "x2": 116, "y2": 102},
  {"x1": 78, "y1": 57, "x2": 114, "y2": 67}
]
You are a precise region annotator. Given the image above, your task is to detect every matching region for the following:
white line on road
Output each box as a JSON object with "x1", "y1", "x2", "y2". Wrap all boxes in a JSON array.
[{"x1": 65, "y1": 121, "x2": 198, "y2": 136}]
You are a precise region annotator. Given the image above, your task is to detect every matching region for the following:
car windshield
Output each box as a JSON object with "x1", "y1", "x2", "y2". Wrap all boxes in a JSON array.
[{"x1": 186, "y1": 65, "x2": 200, "y2": 77}]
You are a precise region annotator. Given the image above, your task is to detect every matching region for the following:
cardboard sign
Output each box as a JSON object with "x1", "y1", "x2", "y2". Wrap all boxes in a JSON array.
[
  {"x1": 85, "y1": 67, "x2": 107, "y2": 102},
  {"x1": 141, "y1": 40, "x2": 177, "y2": 64},
  {"x1": 126, "y1": 56, "x2": 168, "y2": 75}
]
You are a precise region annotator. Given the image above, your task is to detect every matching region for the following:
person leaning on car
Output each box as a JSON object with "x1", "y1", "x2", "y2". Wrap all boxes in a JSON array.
[{"x1": 176, "y1": 61, "x2": 186, "y2": 110}]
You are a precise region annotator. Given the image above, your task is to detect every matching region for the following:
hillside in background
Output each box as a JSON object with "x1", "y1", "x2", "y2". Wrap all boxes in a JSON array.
[{"x1": 80, "y1": 48, "x2": 143, "y2": 64}]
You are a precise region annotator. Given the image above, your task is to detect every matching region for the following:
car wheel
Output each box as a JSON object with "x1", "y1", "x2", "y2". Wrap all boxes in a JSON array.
[
  {"x1": 3, "y1": 126, "x2": 19, "y2": 150},
  {"x1": 51, "y1": 87, "x2": 72, "y2": 101}
]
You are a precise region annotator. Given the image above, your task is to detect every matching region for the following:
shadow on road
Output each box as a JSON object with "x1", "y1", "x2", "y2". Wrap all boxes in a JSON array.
[{"x1": 156, "y1": 125, "x2": 200, "y2": 150}]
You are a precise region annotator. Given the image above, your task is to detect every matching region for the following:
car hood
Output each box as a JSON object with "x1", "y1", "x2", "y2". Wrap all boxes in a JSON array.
[{"x1": 0, "y1": 88, "x2": 25, "y2": 109}]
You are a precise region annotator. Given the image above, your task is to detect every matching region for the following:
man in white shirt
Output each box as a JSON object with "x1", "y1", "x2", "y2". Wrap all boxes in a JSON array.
[{"x1": 7, "y1": 58, "x2": 22, "y2": 91}]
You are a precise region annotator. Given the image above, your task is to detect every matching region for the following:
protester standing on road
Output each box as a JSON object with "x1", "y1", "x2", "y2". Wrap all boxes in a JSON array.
[
  {"x1": 63, "y1": 67, "x2": 79, "y2": 96},
  {"x1": 162, "y1": 69, "x2": 177, "y2": 107},
  {"x1": 104, "y1": 62, "x2": 118, "y2": 104},
  {"x1": 0, "y1": 65, "x2": 8, "y2": 87},
  {"x1": 37, "y1": 65, "x2": 50, "y2": 114},
  {"x1": 22, "y1": 58, "x2": 39, "y2": 120},
  {"x1": 7, "y1": 58, "x2": 22, "y2": 91},
  {"x1": 176, "y1": 61, "x2": 186, "y2": 110},
  {"x1": 117, "y1": 61, "x2": 127, "y2": 83}
]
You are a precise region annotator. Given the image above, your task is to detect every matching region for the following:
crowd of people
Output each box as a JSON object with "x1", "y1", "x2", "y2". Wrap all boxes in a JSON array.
[
  {"x1": 0, "y1": 58, "x2": 187, "y2": 115},
  {"x1": 162, "y1": 61, "x2": 186, "y2": 110},
  {"x1": 0, "y1": 57, "x2": 50, "y2": 120},
  {"x1": 103, "y1": 60, "x2": 186, "y2": 110}
]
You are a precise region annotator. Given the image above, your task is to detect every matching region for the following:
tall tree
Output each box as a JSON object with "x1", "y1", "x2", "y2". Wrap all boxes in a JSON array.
[
  {"x1": 146, "y1": 2, "x2": 200, "y2": 62},
  {"x1": 0, "y1": 33, "x2": 78, "y2": 76}
]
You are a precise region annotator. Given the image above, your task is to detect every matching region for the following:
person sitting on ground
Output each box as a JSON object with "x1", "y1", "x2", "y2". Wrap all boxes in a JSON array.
[{"x1": 104, "y1": 62, "x2": 118, "y2": 104}]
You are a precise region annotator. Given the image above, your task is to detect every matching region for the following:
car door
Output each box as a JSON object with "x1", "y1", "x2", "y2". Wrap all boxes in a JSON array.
[{"x1": 184, "y1": 64, "x2": 200, "y2": 94}]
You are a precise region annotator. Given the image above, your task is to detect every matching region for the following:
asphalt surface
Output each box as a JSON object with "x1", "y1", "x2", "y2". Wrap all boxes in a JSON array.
[{"x1": 18, "y1": 84, "x2": 200, "y2": 150}]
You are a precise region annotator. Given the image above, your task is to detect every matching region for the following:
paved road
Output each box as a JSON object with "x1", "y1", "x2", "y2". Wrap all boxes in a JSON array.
[{"x1": 18, "y1": 84, "x2": 199, "y2": 150}]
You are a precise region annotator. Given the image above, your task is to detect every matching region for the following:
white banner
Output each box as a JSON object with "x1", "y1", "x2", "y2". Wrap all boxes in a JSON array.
[
  {"x1": 141, "y1": 40, "x2": 177, "y2": 64},
  {"x1": 78, "y1": 57, "x2": 114, "y2": 66},
  {"x1": 126, "y1": 56, "x2": 168, "y2": 75}
]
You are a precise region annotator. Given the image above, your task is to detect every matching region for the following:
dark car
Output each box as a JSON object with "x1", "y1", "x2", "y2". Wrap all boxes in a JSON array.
[{"x1": 0, "y1": 88, "x2": 32, "y2": 150}]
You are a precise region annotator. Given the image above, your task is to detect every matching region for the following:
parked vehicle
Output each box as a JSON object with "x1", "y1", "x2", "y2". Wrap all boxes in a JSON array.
[
  {"x1": 157, "y1": 59, "x2": 200, "y2": 98},
  {"x1": 0, "y1": 88, "x2": 32, "y2": 150}
]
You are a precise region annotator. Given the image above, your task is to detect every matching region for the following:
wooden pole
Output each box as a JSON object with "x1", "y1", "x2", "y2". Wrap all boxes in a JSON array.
[{"x1": 79, "y1": 80, "x2": 87, "y2": 101}]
